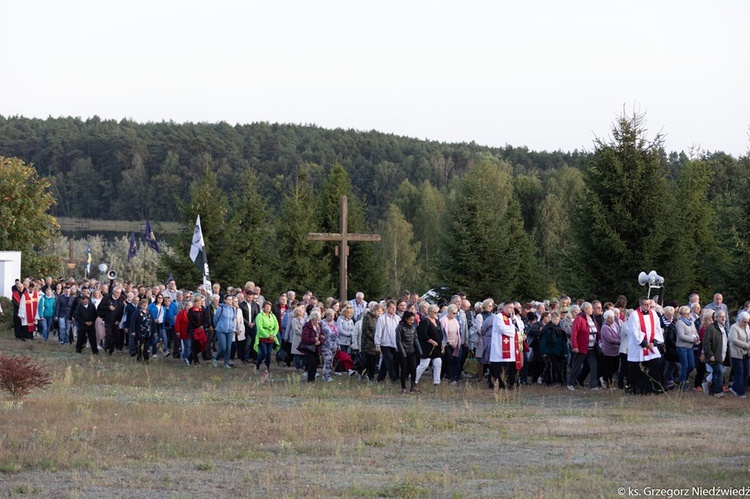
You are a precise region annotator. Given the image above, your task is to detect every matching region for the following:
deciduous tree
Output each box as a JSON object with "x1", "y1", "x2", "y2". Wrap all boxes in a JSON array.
[{"x1": 0, "y1": 156, "x2": 61, "y2": 277}]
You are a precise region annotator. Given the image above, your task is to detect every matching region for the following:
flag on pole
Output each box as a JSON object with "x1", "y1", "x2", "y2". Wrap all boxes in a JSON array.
[
  {"x1": 85, "y1": 243, "x2": 92, "y2": 277},
  {"x1": 128, "y1": 232, "x2": 137, "y2": 261},
  {"x1": 144, "y1": 220, "x2": 160, "y2": 252},
  {"x1": 190, "y1": 215, "x2": 210, "y2": 290}
]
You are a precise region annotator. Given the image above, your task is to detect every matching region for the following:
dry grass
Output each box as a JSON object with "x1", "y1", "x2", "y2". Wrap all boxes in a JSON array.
[{"x1": 1, "y1": 332, "x2": 750, "y2": 497}]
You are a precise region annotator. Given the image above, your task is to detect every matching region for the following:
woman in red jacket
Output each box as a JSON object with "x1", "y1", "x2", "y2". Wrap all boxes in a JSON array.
[
  {"x1": 567, "y1": 302, "x2": 599, "y2": 390},
  {"x1": 174, "y1": 300, "x2": 191, "y2": 366}
]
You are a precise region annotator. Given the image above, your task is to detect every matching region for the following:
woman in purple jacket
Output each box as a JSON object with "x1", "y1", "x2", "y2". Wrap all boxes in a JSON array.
[{"x1": 599, "y1": 309, "x2": 621, "y2": 388}]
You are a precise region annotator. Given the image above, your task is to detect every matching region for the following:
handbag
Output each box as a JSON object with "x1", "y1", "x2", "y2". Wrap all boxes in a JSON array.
[
  {"x1": 463, "y1": 353, "x2": 478, "y2": 376},
  {"x1": 298, "y1": 341, "x2": 317, "y2": 354}
]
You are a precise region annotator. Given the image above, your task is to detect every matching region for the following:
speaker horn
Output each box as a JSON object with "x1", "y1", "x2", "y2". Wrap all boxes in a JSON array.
[
  {"x1": 638, "y1": 271, "x2": 650, "y2": 286},
  {"x1": 107, "y1": 270, "x2": 118, "y2": 280},
  {"x1": 648, "y1": 270, "x2": 664, "y2": 285}
]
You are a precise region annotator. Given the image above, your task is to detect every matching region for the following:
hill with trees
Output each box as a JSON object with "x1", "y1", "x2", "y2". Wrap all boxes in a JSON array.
[{"x1": 1, "y1": 114, "x2": 748, "y2": 307}]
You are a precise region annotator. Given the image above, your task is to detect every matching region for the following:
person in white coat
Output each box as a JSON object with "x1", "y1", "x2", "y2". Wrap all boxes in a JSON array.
[
  {"x1": 489, "y1": 301, "x2": 522, "y2": 390},
  {"x1": 627, "y1": 298, "x2": 665, "y2": 394}
]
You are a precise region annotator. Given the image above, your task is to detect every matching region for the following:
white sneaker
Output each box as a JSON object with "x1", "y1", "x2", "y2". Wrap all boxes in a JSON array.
[{"x1": 567, "y1": 385, "x2": 575, "y2": 391}]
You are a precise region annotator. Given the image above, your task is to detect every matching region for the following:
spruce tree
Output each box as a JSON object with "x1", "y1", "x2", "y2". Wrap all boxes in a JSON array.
[
  {"x1": 438, "y1": 154, "x2": 514, "y2": 300},
  {"x1": 316, "y1": 163, "x2": 384, "y2": 300},
  {"x1": 277, "y1": 165, "x2": 331, "y2": 296},
  {"x1": 569, "y1": 112, "x2": 673, "y2": 303},
  {"x1": 228, "y1": 170, "x2": 280, "y2": 291},
  {"x1": 161, "y1": 166, "x2": 235, "y2": 288}
]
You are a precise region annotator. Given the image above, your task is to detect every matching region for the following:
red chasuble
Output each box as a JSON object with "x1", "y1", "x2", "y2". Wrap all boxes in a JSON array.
[
  {"x1": 637, "y1": 308, "x2": 655, "y2": 357},
  {"x1": 24, "y1": 290, "x2": 39, "y2": 332},
  {"x1": 500, "y1": 314, "x2": 524, "y2": 370}
]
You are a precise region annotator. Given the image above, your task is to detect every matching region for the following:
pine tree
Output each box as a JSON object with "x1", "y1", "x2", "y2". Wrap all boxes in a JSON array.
[
  {"x1": 161, "y1": 165, "x2": 235, "y2": 288},
  {"x1": 502, "y1": 199, "x2": 550, "y2": 299},
  {"x1": 438, "y1": 154, "x2": 514, "y2": 299},
  {"x1": 665, "y1": 157, "x2": 716, "y2": 302},
  {"x1": 277, "y1": 165, "x2": 331, "y2": 295},
  {"x1": 228, "y1": 170, "x2": 280, "y2": 291},
  {"x1": 316, "y1": 163, "x2": 384, "y2": 300},
  {"x1": 568, "y1": 111, "x2": 673, "y2": 302},
  {"x1": 717, "y1": 154, "x2": 750, "y2": 304}
]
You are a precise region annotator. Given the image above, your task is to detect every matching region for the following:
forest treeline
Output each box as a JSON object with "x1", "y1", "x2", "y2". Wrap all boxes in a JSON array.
[
  {"x1": 1, "y1": 115, "x2": 749, "y2": 307},
  {"x1": 0, "y1": 115, "x2": 586, "y2": 223}
]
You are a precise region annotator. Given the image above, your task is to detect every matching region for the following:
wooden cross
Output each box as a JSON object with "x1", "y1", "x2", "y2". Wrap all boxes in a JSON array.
[{"x1": 307, "y1": 195, "x2": 381, "y2": 303}]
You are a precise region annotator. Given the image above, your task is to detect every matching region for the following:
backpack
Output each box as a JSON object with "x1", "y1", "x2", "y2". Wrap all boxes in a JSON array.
[
  {"x1": 275, "y1": 347, "x2": 289, "y2": 366},
  {"x1": 665, "y1": 323, "x2": 677, "y2": 350},
  {"x1": 663, "y1": 323, "x2": 679, "y2": 361}
]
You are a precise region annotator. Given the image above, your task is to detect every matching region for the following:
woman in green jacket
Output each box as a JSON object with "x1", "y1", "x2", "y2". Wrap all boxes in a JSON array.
[{"x1": 254, "y1": 301, "x2": 279, "y2": 376}]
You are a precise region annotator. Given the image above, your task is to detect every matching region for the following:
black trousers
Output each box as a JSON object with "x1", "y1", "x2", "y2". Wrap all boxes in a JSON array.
[
  {"x1": 231, "y1": 338, "x2": 247, "y2": 362},
  {"x1": 13, "y1": 307, "x2": 23, "y2": 339},
  {"x1": 104, "y1": 323, "x2": 116, "y2": 354},
  {"x1": 694, "y1": 353, "x2": 707, "y2": 388},
  {"x1": 529, "y1": 348, "x2": 545, "y2": 383},
  {"x1": 189, "y1": 331, "x2": 201, "y2": 364},
  {"x1": 543, "y1": 354, "x2": 563, "y2": 385},
  {"x1": 601, "y1": 355, "x2": 619, "y2": 385},
  {"x1": 246, "y1": 330, "x2": 257, "y2": 361},
  {"x1": 569, "y1": 351, "x2": 598, "y2": 388},
  {"x1": 306, "y1": 351, "x2": 319, "y2": 382},
  {"x1": 618, "y1": 352, "x2": 629, "y2": 389},
  {"x1": 628, "y1": 358, "x2": 665, "y2": 394},
  {"x1": 136, "y1": 338, "x2": 151, "y2": 362},
  {"x1": 76, "y1": 324, "x2": 98, "y2": 354},
  {"x1": 399, "y1": 353, "x2": 418, "y2": 389},
  {"x1": 377, "y1": 346, "x2": 398, "y2": 382},
  {"x1": 360, "y1": 352, "x2": 378, "y2": 381},
  {"x1": 202, "y1": 328, "x2": 215, "y2": 360},
  {"x1": 489, "y1": 362, "x2": 517, "y2": 389}
]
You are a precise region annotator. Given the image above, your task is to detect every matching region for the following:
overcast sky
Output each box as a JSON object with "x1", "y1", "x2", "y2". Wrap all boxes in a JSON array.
[{"x1": 2, "y1": 0, "x2": 748, "y2": 156}]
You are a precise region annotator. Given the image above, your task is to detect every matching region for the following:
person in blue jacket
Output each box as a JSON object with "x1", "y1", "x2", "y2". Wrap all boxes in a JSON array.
[
  {"x1": 213, "y1": 294, "x2": 236, "y2": 368},
  {"x1": 147, "y1": 294, "x2": 170, "y2": 357}
]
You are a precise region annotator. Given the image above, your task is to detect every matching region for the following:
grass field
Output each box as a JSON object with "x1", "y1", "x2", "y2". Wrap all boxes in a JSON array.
[{"x1": 1, "y1": 331, "x2": 749, "y2": 498}]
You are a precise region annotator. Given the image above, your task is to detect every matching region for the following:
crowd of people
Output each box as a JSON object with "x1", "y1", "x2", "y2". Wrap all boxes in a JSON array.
[{"x1": 9, "y1": 275, "x2": 750, "y2": 398}]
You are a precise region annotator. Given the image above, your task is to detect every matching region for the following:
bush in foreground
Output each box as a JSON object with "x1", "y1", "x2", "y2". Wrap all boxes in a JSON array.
[{"x1": 0, "y1": 355, "x2": 52, "y2": 399}]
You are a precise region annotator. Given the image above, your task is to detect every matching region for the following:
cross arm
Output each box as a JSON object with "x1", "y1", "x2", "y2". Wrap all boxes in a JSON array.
[{"x1": 347, "y1": 234, "x2": 381, "y2": 242}]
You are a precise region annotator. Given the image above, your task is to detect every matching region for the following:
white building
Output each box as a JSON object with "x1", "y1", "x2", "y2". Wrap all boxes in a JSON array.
[{"x1": 0, "y1": 251, "x2": 22, "y2": 299}]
